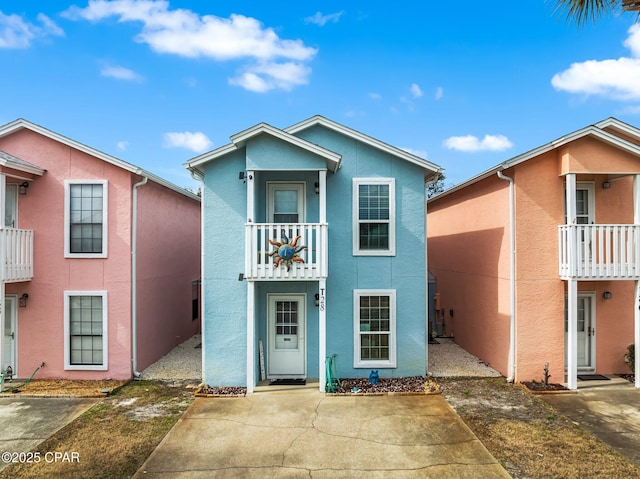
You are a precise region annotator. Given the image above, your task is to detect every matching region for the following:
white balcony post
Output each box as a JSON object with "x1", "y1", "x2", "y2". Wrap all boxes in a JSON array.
[
  {"x1": 635, "y1": 280, "x2": 640, "y2": 388},
  {"x1": 247, "y1": 281, "x2": 255, "y2": 393},
  {"x1": 318, "y1": 278, "x2": 326, "y2": 392},
  {"x1": 319, "y1": 170, "x2": 327, "y2": 224},
  {"x1": 566, "y1": 174, "x2": 577, "y2": 277},
  {"x1": 567, "y1": 279, "x2": 578, "y2": 390}
]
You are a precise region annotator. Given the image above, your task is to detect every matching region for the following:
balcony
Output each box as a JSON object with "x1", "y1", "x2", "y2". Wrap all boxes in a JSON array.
[
  {"x1": 245, "y1": 223, "x2": 327, "y2": 280},
  {"x1": 1, "y1": 228, "x2": 34, "y2": 283},
  {"x1": 559, "y1": 224, "x2": 640, "y2": 280}
]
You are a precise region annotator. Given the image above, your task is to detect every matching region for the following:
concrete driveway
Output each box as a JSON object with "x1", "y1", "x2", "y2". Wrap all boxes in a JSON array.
[
  {"x1": 541, "y1": 376, "x2": 640, "y2": 466},
  {"x1": 0, "y1": 396, "x2": 98, "y2": 472},
  {"x1": 134, "y1": 383, "x2": 509, "y2": 478}
]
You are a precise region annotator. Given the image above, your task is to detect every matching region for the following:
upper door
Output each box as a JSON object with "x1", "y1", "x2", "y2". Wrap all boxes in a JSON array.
[
  {"x1": 575, "y1": 182, "x2": 595, "y2": 224},
  {"x1": 267, "y1": 183, "x2": 305, "y2": 223},
  {"x1": 5, "y1": 184, "x2": 17, "y2": 228}
]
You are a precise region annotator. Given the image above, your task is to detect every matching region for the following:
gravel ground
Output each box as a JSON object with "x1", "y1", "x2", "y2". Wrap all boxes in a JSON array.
[
  {"x1": 140, "y1": 334, "x2": 202, "y2": 381},
  {"x1": 428, "y1": 338, "x2": 502, "y2": 378},
  {"x1": 141, "y1": 334, "x2": 500, "y2": 384}
]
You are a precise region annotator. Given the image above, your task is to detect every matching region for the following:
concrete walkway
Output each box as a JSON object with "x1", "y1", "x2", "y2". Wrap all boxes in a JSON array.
[
  {"x1": 134, "y1": 382, "x2": 510, "y2": 478},
  {"x1": 0, "y1": 396, "x2": 98, "y2": 472},
  {"x1": 541, "y1": 375, "x2": 640, "y2": 466}
]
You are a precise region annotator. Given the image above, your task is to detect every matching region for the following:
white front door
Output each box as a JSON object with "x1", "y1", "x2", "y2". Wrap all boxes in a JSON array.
[
  {"x1": 267, "y1": 183, "x2": 305, "y2": 223},
  {"x1": 267, "y1": 294, "x2": 306, "y2": 377},
  {"x1": 3, "y1": 296, "x2": 16, "y2": 376},
  {"x1": 565, "y1": 293, "x2": 595, "y2": 371}
]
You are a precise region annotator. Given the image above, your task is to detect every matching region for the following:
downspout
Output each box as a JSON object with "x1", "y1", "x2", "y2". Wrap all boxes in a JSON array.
[
  {"x1": 189, "y1": 168, "x2": 205, "y2": 383},
  {"x1": 131, "y1": 175, "x2": 148, "y2": 379},
  {"x1": 497, "y1": 170, "x2": 516, "y2": 382}
]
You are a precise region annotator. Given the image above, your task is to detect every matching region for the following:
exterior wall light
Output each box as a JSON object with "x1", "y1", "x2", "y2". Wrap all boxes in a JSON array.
[
  {"x1": 602, "y1": 181, "x2": 611, "y2": 189},
  {"x1": 603, "y1": 291, "x2": 612, "y2": 299},
  {"x1": 19, "y1": 182, "x2": 29, "y2": 195},
  {"x1": 19, "y1": 293, "x2": 28, "y2": 307}
]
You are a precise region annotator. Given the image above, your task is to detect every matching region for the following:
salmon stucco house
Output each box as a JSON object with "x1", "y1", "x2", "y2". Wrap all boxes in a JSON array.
[
  {"x1": 428, "y1": 118, "x2": 640, "y2": 389},
  {"x1": 186, "y1": 115, "x2": 441, "y2": 393},
  {"x1": 0, "y1": 119, "x2": 201, "y2": 383}
]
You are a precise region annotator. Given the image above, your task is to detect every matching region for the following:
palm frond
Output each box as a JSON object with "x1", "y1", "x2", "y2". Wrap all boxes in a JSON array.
[{"x1": 554, "y1": 0, "x2": 620, "y2": 25}]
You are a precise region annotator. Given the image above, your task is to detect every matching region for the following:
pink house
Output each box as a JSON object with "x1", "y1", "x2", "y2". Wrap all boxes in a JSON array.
[
  {"x1": 0, "y1": 119, "x2": 201, "y2": 382},
  {"x1": 428, "y1": 118, "x2": 640, "y2": 389}
]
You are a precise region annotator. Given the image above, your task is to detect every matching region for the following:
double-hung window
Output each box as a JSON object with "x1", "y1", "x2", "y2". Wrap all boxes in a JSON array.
[
  {"x1": 64, "y1": 291, "x2": 108, "y2": 371},
  {"x1": 353, "y1": 178, "x2": 395, "y2": 255},
  {"x1": 64, "y1": 180, "x2": 108, "y2": 258},
  {"x1": 353, "y1": 289, "x2": 396, "y2": 368}
]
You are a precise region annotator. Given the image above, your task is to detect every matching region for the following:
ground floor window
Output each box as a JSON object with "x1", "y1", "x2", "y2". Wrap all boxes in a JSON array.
[
  {"x1": 353, "y1": 289, "x2": 396, "y2": 368},
  {"x1": 64, "y1": 291, "x2": 108, "y2": 370}
]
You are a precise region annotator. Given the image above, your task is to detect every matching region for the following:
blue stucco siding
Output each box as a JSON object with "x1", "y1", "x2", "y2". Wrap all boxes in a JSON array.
[
  {"x1": 199, "y1": 120, "x2": 430, "y2": 387},
  {"x1": 246, "y1": 134, "x2": 328, "y2": 171},
  {"x1": 297, "y1": 124, "x2": 427, "y2": 378},
  {"x1": 201, "y1": 149, "x2": 248, "y2": 386}
]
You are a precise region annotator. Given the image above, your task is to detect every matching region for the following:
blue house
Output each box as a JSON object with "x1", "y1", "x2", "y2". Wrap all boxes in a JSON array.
[{"x1": 186, "y1": 116, "x2": 441, "y2": 392}]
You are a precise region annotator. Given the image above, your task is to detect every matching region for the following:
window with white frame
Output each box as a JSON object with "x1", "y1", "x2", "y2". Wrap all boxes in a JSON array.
[
  {"x1": 353, "y1": 289, "x2": 396, "y2": 368},
  {"x1": 353, "y1": 178, "x2": 395, "y2": 255},
  {"x1": 64, "y1": 180, "x2": 108, "y2": 258},
  {"x1": 64, "y1": 291, "x2": 108, "y2": 370}
]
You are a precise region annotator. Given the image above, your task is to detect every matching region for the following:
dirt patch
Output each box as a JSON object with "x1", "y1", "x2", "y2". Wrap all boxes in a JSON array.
[
  {"x1": 520, "y1": 380, "x2": 570, "y2": 392},
  {"x1": 3, "y1": 380, "x2": 194, "y2": 479},
  {"x1": 1, "y1": 379, "x2": 129, "y2": 397},
  {"x1": 438, "y1": 377, "x2": 640, "y2": 479}
]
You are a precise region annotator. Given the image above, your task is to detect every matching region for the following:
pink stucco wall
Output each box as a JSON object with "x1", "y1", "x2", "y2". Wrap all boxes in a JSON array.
[
  {"x1": 135, "y1": 180, "x2": 200, "y2": 371},
  {"x1": 429, "y1": 135, "x2": 638, "y2": 383},
  {"x1": 0, "y1": 126, "x2": 201, "y2": 380},
  {"x1": 428, "y1": 175, "x2": 512, "y2": 376}
]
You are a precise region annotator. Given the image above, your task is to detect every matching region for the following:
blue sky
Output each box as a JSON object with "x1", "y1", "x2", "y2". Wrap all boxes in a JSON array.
[{"x1": 2, "y1": 1, "x2": 640, "y2": 189}]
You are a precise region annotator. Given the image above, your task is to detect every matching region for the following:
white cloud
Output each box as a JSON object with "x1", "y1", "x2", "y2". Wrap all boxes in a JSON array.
[
  {"x1": 369, "y1": 92, "x2": 382, "y2": 100},
  {"x1": 0, "y1": 11, "x2": 64, "y2": 48},
  {"x1": 304, "y1": 11, "x2": 344, "y2": 26},
  {"x1": 410, "y1": 83, "x2": 423, "y2": 98},
  {"x1": 163, "y1": 131, "x2": 213, "y2": 152},
  {"x1": 552, "y1": 24, "x2": 640, "y2": 101},
  {"x1": 443, "y1": 134, "x2": 513, "y2": 152},
  {"x1": 116, "y1": 141, "x2": 128, "y2": 151},
  {"x1": 64, "y1": 0, "x2": 317, "y2": 92},
  {"x1": 229, "y1": 61, "x2": 311, "y2": 92},
  {"x1": 100, "y1": 64, "x2": 144, "y2": 82},
  {"x1": 435, "y1": 86, "x2": 443, "y2": 100}
]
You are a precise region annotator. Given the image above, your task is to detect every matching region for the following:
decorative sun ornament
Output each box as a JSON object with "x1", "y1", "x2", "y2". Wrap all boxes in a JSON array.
[{"x1": 269, "y1": 229, "x2": 307, "y2": 271}]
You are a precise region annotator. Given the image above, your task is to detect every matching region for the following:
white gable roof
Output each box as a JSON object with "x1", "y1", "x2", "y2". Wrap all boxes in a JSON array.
[
  {"x1": 429, "y1": 118, "x2": 640, "y2": 201},
  {"x1": 186, "y1": 121, "x2": 342, "y2": 172},
  {"x1": 285, "y1": 115, "x2": 442, "y2": 174},
  {"x1": 0, "y1": 119, "x2": 200, "y2": 200}
]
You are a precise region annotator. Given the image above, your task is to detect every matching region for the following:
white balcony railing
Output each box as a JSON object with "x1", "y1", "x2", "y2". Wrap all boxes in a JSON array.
[
  {"x1": 245, "y1": 223, "x2": 327, "y2": 280},
  {"x1": 559, "y1": 224, "x2": 640, "y2": 279}
]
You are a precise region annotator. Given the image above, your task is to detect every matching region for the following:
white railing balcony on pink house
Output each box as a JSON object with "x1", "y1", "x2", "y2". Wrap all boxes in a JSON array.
[
  {"x1": 559, "y1": 224, "x2": 640, "y2": 280},
  {"x1": 245, "y1": 223, "x2": 328, "y2": 281},
  {"x1": 1, "y1": 228, "x2": 34, "y2": 283}
]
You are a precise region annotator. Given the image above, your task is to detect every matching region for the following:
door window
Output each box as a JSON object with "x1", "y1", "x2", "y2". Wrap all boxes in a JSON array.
[{"x1": 267, "y1": 183, "x2": 305, "y2": 223}]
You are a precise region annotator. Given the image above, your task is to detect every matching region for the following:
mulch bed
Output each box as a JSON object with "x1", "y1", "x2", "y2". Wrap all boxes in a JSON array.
[
  {"x1": 195, "y1": 385, "x2": 247, "y2": 397},
  {"x1": 330, "y1": 376, "x2": 441, "y2": 395},
  {"x1": 1, "y1": 379, "x2": 129, "y2": 397},
  {"x1": 520, "y1": 380, "x2": 571, "y2": 394}
]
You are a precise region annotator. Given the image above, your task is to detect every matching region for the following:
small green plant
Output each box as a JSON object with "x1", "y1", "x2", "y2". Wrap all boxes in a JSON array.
[
  {"x1": 547, "y1": 413, "x2": 556, "y2": 421},
  {"x1": 624, "y1": 344, "x2": 635, "y2": 373},
  {"x1": 463, "y1": 389, "x2": 471, "y2": 397}
]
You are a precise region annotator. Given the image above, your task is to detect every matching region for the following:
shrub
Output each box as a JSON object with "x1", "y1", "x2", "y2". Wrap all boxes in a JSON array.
[{"x1": 624, "y1": 344, "x2": 635, "y2": 373}]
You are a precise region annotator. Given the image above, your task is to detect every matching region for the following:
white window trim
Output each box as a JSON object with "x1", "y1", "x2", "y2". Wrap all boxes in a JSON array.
[
  {"x1": 266, "y1": 182, "x2": 306, "y2": 223},
  {"x1": 353, "y1": 289, "x2": 397, "y2": 368},
  {"x1": 64, "y1": 180, "x2": 108, "y2": 258},
  {"x1": 352, "y1": 178, "x2": 396, "y2": 256},
  {"x1": 64, "y1": 291, "x2": 108, "y2": 371}
]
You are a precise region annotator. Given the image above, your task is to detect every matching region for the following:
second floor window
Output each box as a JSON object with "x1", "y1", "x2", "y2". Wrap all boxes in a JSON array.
[
  {"x1": 65, "y1": 180, "x2": 108, "y2": 258},
  {"x1": 353, "y1": 178, "x2": 396, "y2": 256}
]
